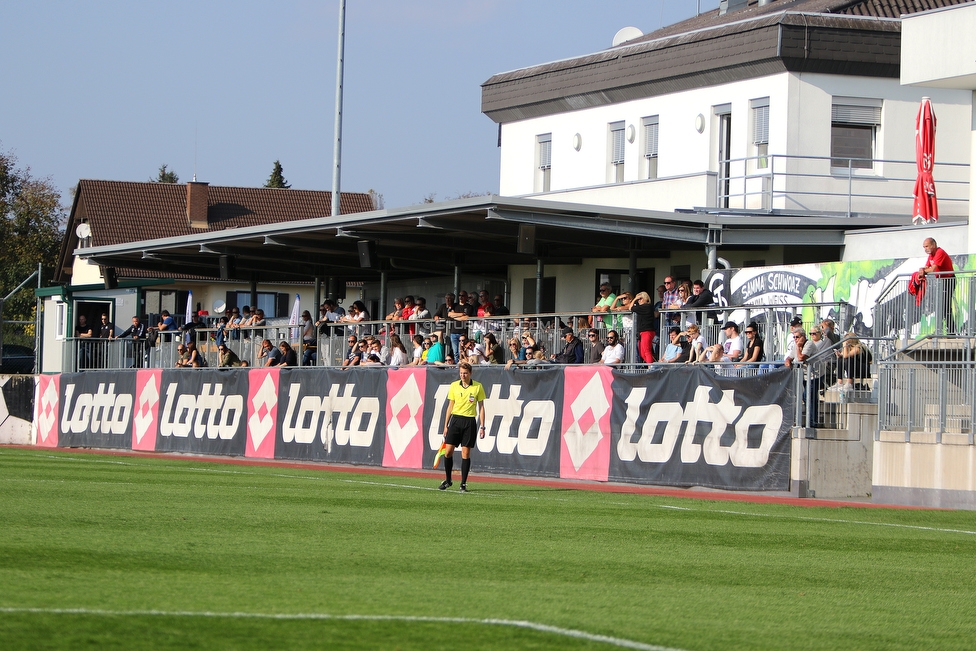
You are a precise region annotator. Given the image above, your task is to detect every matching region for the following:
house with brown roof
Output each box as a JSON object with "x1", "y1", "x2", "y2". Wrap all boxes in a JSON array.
[{"x1": 41, "y1": 179, "x2": 374, "y2": 372}]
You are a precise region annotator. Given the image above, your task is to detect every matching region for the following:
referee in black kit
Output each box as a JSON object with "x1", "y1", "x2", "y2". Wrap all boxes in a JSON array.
[{"x1": 439, "y1": 362, "x2": 487, "y2": 493}]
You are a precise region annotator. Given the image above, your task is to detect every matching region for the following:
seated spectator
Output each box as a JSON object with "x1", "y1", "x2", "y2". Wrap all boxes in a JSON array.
[
  {"x1": 423, "y1": 331, "x2": 447, "y2": 365},
  {"x1": 837, "y1": 335, "x2": 873, "y2": 390},
  {"x1": 600, "y1": 330, "x2": 625, "y2": 365},
  {"x1": 507, "y1": 337, "x2": 523, "y2": 363},
  {"x1": 662, "y1": 327, "x2": 684, "y2": 363},
  {"x1": 218, "y1": 344, "x2": 248, "y2": 367},
  {"x1": 258, "y1": 339, "x2": 282, "y2": 366},
  {"x1": 388, "y1": 334, "x2": 408, "y2": 367},
  {"x1": 742, "y1": 322, "x2": 764, "y2": 363},
  {"x1": 368, "y1": 340, "x2": 388, "y2": 365},
  {"x1": 185, "y1": 342, "x2": 205, "y2": 367},
  {"x1": 685, "y1": 323, "x2": 706, "y2": 363},
  {"x1": 720, "y1": 322, "x2": 743, "y2": 362},
  {"x1": 278, "y1": 341, "x2": 298, "y2": 367},
  {"x1": 586, "y1": 329, "x2": 605, "y2": 363},
  {"x1": 484, "y1": 332, "x2": 504, "y2": 365},
  {"x1": 409, "y1": 334, "x2": 425, "y2": 365},
  {"x1": 551, "y1": 327, "x2": 584, "y2": 364},
  {"x1": 506, "y1": 350, "x2": 551, "y2": 369},
  {"x1": 175, "y1": 344, "x2": 191, "y2": 367}
]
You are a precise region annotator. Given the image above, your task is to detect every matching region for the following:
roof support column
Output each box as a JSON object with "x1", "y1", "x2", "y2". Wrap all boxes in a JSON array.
[
  {"x1": 453, "y1": 266, "x2": 461, "y2": 301},
  {"x1": 536, "y1": 258, "x2": 544, "y2": 315},
  {"x1": 378, "y1": 271, "x2": 387, "y2": 327},
  {"x1": 249, "y1": 277, "x2": 258, "y2": 311},
  {"x1": 707, "y1": 245, "x2": 718, "y2": 270},
  {"x1": 313, "y1": 277, "x2": 321, "y2": 314},
  {"x1": 628, "y1": 250, "x2": 638, "y2": 295}
]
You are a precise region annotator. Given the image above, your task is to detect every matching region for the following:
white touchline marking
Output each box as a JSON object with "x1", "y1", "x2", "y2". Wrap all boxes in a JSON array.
[
  {"x1": 0, "y1": 607, "x2": 689, "y2": 651},
  {"x1": 685, "y1": 507, "x2": 976, "y2": 537},
  {"x1": 7, "y1": 449, "x2": 976, "y2": 536}
]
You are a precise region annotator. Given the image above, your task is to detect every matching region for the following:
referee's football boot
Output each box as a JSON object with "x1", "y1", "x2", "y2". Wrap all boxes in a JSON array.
[
  {"x1": 438, "y1": 479, "x2": 453, "y2": 490},
  {"x1": 459, "y1": 483, "x2": 469, "y2": 493}
]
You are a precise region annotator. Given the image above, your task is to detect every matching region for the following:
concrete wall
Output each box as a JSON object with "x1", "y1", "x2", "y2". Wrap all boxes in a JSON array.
[
  {"x1": 791, "y1": 403, "x2": 875, "y2": 499},
  {"x1": 874, "y1": 434, "x2": 976, "y2": 509}
]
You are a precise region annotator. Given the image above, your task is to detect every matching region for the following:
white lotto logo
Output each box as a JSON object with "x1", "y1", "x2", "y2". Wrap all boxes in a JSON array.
[
  {"x1": 281, "y1": 383, "x2": 380, "y2": 449},
  {"x1": 617, "y1": 385, "x2": 783, "y2": 468},
  {"x1": 60, "y1": 383, "x2": 133, "y2": 435},
  {"x1": 159, "y1": 383, "x2": 243, "y2": 440},
  {"x1": 426, "y1": 383, "x2": 556, "y2": 456}
]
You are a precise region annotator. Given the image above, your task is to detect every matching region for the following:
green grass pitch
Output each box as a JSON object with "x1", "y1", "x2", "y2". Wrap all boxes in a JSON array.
[{"x1": 2, "y1": 447, "x2": 976, "y2": 650}]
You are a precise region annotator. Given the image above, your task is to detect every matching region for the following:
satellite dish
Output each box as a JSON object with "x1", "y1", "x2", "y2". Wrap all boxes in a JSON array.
[
  {"x1": 612, "y1": 26, "x2": 643, "y2": 47},
  {"x1": 75, "y1": 222, "x2": 91, "y2": 239},
  {"x1": 213, "y1": 299, "x2": 227, "y2": 315}
]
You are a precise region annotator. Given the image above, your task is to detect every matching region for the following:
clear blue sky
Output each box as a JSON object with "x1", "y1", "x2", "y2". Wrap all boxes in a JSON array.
[{"x1": 3, "y1": 0, "x2": 720, "y2": 211}]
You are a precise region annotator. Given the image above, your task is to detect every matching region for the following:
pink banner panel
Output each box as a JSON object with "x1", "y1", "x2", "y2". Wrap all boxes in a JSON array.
[
  {"x1": 132, "y1": 369, "x2": 162, "y2": 451},
  {"x1": 246, "y1": 368, "x2": 279, "y2": 459},
  {"x1": 559, "y1": 366, "x2": 612, "y2": 482},
  {"x1": 33, "y1": 374, "x2": 59, "y2": 448},
  {"x1": 382, "y1": 367, "x2": 426, "y2": 469}
]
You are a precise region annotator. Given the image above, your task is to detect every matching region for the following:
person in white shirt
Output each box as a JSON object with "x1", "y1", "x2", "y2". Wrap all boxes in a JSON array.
[
  {"x1": 388, "y1": 334, "x2": 408, "y2": 367},
  {"x1": 600, "y1": 330, "x2": 626, "y2": 364},
  {"x1": 720, "y1": 322, "x2": 743, "y2": 362}
]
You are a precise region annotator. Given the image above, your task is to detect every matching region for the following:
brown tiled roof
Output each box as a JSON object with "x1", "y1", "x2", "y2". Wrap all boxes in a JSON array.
[
  {"x1": 481, "y1": 0, "x2": 972, "y2": 123},
  {"x1": 58, "y1": 180, "x2": 375, "y2": 281}
]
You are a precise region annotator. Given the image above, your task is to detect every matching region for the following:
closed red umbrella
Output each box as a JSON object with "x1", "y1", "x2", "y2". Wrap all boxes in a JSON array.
[{"x1": 912, "y1": 97, "x2": 938, "y2": 224}]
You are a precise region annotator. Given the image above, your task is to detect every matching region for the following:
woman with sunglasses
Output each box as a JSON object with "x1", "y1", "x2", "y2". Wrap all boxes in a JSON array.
[
  {"x1": 629, "y1": 291, "x2": 656, "y2": 363},
  {"x1": 742, "y1": 322, "x2": 764, "y2": 363}
]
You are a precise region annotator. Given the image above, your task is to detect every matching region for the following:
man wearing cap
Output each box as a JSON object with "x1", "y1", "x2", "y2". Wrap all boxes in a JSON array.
[
  {"x1": 720, "y1": 322, "x2": 743, "y2": 362},
  {"x1": 552, "y1": 327, "x2": 584, "y2": 364}
]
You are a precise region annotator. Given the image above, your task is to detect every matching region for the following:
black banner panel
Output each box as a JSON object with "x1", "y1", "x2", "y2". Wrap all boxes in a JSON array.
[
  {"x1": 607, "y1": 366, "x2": 794, "y2": 490},
  {"x1": 422, "y1": 366, "x2": 564, "y2": 477},
  {"x1": 154, "y1": 369, "x2": 248, "y2": 456},
  {"x1": 57, "y1": 371, "x2": 136, "y2": 449},
  {"x1": 274, "y1": 367, "x2": 386, "y2": 466}
]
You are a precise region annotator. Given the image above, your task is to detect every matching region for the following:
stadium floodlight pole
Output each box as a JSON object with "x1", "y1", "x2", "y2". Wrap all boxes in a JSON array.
[{"x1": 331, "y1": 0, "x2": 347, "y2": 218}]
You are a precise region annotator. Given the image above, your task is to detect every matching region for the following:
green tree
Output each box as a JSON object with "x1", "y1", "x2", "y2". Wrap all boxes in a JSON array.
[
  {"x1": 264, "y1": 160, "x2": 291, "y2": 188},
  {"x1": 0, "y1": 147, "x2": 65, "y2": 334},
  {"x1": 151, "y1": 164, "x2": 179, "y2": 183}
]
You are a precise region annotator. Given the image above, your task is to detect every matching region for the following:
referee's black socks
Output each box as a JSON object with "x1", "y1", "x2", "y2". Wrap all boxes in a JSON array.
[
  {"x1": 444, "y1": 455, "x2": 453, "y2": 480},
  {"x1": 461, "y1": 457, "x2": 471, "y2": 484}
]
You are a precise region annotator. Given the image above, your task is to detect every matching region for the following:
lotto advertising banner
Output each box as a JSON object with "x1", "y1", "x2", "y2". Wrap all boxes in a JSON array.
[
  {"x1": 154, "y1": 369, "x2": 249, "y2": 456},
  {"x1": 273, "y1": 367, "x2": 386, "y2": 465},
  {"x1": 422, "y1": 366, "x2": 564, "y2": 477},
  {"x1": 607, "y1": 366, "x2": 794, "y2": 490},
  {"x1": 32, "y1": 366, "x2": 795, "y2": 491},
  {"x1": 56, "y1": 371, "x2": 136, "y2": 450}
]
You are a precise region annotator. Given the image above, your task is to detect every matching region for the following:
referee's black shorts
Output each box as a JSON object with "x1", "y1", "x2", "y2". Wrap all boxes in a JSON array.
[{"x1": 446, "y1": 415, "x2": 478, "y2": 448}]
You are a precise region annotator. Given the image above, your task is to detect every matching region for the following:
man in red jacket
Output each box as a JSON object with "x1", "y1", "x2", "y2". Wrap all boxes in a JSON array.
[{"x1": 920, "y1": 237, "x2": 955, "y2": 334}]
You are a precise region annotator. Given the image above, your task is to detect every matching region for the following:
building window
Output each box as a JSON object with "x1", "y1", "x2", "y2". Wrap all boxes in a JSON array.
[
  {"x1": 831, "y1": 97, "x2": 881, "y2": 170},
  {"x1": 609, "y1": 121, "x2": 625, "y2": 183},
  {"x1": 536, "y1": 133, "x2": 552, "y2": 192},
  {"x1": 751, "y1": 98, "x2": 769, "y2": 169},
  {"x1": 55, "y1": 300, "x2": 67, "y2": 340},
  {"x1": 642, "y1": 116, "x2": 659, "y2": 179}
]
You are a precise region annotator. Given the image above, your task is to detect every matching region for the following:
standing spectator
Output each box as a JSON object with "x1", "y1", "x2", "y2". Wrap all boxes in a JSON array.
[
  {"x1": 684, "y1": 280, "x2": 715, "y2": 325},
  {"x1": 920, "y1": 237, "x2": 956, "y2": 333},
  {"x1": 424, "y1": 330, "x2": 447, "y2": 365},
  {"x1": 492, "y1": 295, "x2": 510, "y2": 316},
  {"x1": 301, "y1": 310, "x2": 317, "y2": 366},
  {"x1": 629, "y1": 291, "x2": 656, "y2": 364},
  {"x1": 226, "y1": 308, "x2": 242, "y2": 340},
  {"x1": 591, "y1": 282, "x2": 616, "y2": 327},
  {"x1": 600, "y1": 330, "x2": 626, "y2": 365},
  {"x1": 214, "y1": 316, "x2": 229, "y2": 347},
  {"x1": 660, "y1": 276, "x2": 681, "y2": 326},
  {"x1": 410, "y1": 297, "x2": 431, "y2": 335},
  {"x1": 585, "y1": 329, "x2": 605, "y2": 363},
  {"x1": 652, "y1": 284, "x2": 666, "y2": 322},
  {"x1": 448, "y1": 291, "x2": 476, "y2": 356},
  {"x1": 552, "y1": 327, "x2": 584, "y2": 364},
  {"x1": 114, "y1": 316, "x2": 148, "y2": 368},
  {"x1": 180, "y1": 313, "x2": 203, "y2": 345},
  {"x1": 97, "y1": 313, "x2": 114, "y2": 338},
  {"x1": 75, "y1": 315, "x2": 94, "y2": 369},
  {"x1": 785, "y1": 330, "x2": 818, "y2": 425}
]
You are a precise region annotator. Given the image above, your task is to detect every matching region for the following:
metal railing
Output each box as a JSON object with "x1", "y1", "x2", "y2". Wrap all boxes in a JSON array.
[
  {"x1": 874, "y1": 271, "x2": 976, "y2": 347},
  {"x1": 878, "y1": 358, "x2": 976, "y2": 444},
  {"x1": 718, "y1": 153, "x2": 969, "y2": 217},
  {"x1": 659, "y1": 301, "x2": 857, "y2": 362}
]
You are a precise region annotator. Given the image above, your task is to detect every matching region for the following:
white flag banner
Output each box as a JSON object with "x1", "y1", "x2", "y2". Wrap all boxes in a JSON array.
[
  {"x1": 289, "y1": 294, "x2": 301, "y2": 339},
  {"x1": 184, "y1": 290, "x2": 194, "y2": 343}
]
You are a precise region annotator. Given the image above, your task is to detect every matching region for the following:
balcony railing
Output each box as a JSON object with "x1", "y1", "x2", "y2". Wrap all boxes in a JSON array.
[{"x1": 718, "y1": 154, "x2": 969, "y2": 217}]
